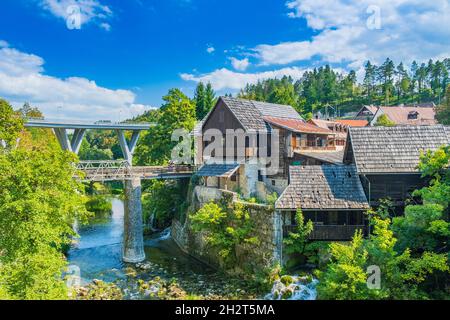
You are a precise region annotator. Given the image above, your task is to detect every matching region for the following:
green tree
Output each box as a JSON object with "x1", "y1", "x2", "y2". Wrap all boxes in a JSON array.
[
  {"x1": 283, "y1": 209, "x2": 313, "y2": 256},
  {"x1": 0, "y1": 99, "x2": 23, "y2": 147},
  {"x1": 18, "y1": 102, "x2": 43, "y2": 118},
  {"x1": 204, "y1": 82, "x2": 216, "y2": 117},
  {"x1": 378, "y1": 58, "x2": 395, "y2": 105},
  {"x1": 363, "y1": 61, "x2": 377, "y2": 103},
  {"x1": 374, "y1": 114, "x2": 396, "y2": 127},
  {"x1": 436, "y1": 85, "x2": 450, "y2": 124},
  {"x1": 190, "y1": 201, "x2": 259, "y2": 266},
  {"x1": 194, "y1": 82, "x2": 206, "y2": 120},
  {"x1": 0, "y1": 144, "x2": 88, "y2": 299},
  {"x1": 317, "y1": 216, "x2": 449, "y2": 300},
  {"x1": 135, "y1": 88, "x2": 196, "y2": 165},
  {"x1": 194, "y1": 82, "x2": 217, "y2": 120}
]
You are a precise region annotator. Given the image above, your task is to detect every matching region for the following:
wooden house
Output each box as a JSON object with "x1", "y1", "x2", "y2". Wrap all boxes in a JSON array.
[
  {"x1": 355, "y1": 105, "x2": 437, "y2": 126},
  {"x1": 196, "y1": 97, "x2": 338, "y2": 196},
  {"x1": 275, "y1": 165, "x2": 370, "y2": 240},
  {"x1": 344, "y1": 125, "x2": 450, "y2": 213}
]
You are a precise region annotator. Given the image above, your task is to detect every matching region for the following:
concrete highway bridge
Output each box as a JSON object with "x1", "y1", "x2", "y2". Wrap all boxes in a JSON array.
[{"x1": 25, "y1": 118, "x2": 194, "y2": 263}]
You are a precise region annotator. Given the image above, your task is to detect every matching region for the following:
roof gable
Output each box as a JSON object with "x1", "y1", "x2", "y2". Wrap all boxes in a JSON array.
[
  {"x1": 348, "y1": 125, "x2": 449, "y2": 174},
  {"x1": 212, "y1": 97, "x2": 302, "y2": 132},
  {"x1": 251, "y1": 100, "x2": 302, "y2": 120},
  {"x1": 264, "y1": 116, "x2": 333, "y2": 134},
  {"x1": 380, "y1": 106, "x2": 437, "y2": 125},
  {"x1": 275, "y1": 165, "x2": 369, "y2": 210}
]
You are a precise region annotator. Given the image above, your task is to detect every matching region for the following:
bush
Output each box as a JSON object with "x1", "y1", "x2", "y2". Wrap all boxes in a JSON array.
[{"x1": 85, "y1": 195, "x2": 112, "y2": 214}]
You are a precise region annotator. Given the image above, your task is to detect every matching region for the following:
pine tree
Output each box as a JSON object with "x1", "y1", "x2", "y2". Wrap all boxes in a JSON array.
[
  {"x1": 194, "y1": 82, "x2": 206, "y2": 120},
  {"x1": 203, "y1": 82, "x2": 216, "y2": 118}
]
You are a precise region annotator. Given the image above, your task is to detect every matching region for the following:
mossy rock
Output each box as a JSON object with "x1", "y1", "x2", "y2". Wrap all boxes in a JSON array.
[
  {"x1": 280, "y1": 275, "x2": 294, "y2": 286},
  {"x1": 281, "y1": 290, "x2": 293, "y2": 299}
]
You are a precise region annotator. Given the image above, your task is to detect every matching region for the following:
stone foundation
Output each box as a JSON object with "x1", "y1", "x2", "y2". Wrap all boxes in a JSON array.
[{"x1": 171, "y1": 186, "x2": 282, "y2": 276}]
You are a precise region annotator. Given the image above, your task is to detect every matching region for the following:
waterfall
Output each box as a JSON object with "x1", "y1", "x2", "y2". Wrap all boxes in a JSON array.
[
  {"x1": 265, "y1": 276, "x2": 318, "y2": 300},
  {"x1": 158, "y1": 227, "x2": 171, "y2": 241},
  {"x1": 149, "y1": 212, "x2": 156, "y2": 231}
]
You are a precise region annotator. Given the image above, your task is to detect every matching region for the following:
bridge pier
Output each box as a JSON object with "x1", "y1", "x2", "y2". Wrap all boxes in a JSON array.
[{"x1": 123, "y1": 178, "x2": 146, "y2": 263}]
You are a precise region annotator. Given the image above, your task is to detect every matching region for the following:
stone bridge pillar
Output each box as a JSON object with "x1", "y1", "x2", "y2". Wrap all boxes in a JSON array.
[{"x1": 123, "y1": 177, "x2": 145, "y2": 263}]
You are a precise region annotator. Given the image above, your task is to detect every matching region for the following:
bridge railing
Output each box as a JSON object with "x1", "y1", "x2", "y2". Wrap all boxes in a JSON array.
[{"x1": 74, "y1": 161, "x2": 195, "y2": 181}]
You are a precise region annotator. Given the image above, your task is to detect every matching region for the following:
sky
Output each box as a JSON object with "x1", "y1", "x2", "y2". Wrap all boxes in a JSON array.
[{"x1": 0, "y1": 0, "x2": 449, "y2": 120}]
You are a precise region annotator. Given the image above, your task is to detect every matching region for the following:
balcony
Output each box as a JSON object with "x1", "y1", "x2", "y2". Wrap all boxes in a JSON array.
[{"x1": 283, "y1": 224, "x2": 367, "y2": 241}]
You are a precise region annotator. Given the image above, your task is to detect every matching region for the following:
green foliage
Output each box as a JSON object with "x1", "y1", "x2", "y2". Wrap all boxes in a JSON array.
[
  {"x1": 0, "y1": 99, "x2": 23, "y2": 147},
  {"x1": 135, "y1": 88, "x2": 196, "y2": 165},
  {"x1": 374, "y1": 114, "x2": 396, "y2": 127},
  {"x1": 317, "y1": 216, "x2": 449, "y2": 300},
  {"x1": 436, "y1": 85, "x2": 450, "y2": 124},
  {"x1": 79, "y1": 140, "x2": 114, "y2": 160},
  {"x1": 0, "y1": 146, "x2": 89, "y2": 299},
  {"x1": 283, "y1": 209, "x2": 313, "y2": 256},
  {"x1": 85, "y1": 195, "x2": 112, "y2": 215},
  {"x1": 190, "y1": 201, "x2": 258, "y2": 267},
  {"x1": 238, "y1": 58, "x2": 449, "y2": 117},
  {"x1": 18, "y1": 102, "x2": 43, "y2": 118},
  {"x1": 194, "y1": 82, "x2": 216, "y2": 120},
  {"x1": 265, "y1": 192, "x2": 279, "y2": 206},
  {"x1": 142, "y1": 179, "x2": 189, "y2": 228}
]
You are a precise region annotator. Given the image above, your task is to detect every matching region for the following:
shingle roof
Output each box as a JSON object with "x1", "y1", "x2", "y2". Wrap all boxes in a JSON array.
[
  {"x1": 220, "y1": 97, "x2": 269, "y2": 131},
  {"x1": 335, "y1": 119, "x2": 368, "y2": 127},
  {"x1": 349, "y1": 125, "x2": 450, "y2": 174},
  {"x1": 275, "y1": 165, "x2": 369, "y2": 210},
  {"x1": 251, "y1": 100, "x2": 302, "y2": 120},
  {"x1": 264, "y1": 116, "x2": 333, "y2": 134},
  {"x1": 295, "y1": 150, "x2": 345, "y2": 164},
  {"x1": 379, "y1": 106, "x2": 437, "y2": 125},
  {"x1": 220, "y1": 97, "x2": 302, "y2": 132},
  {"x1": 196, "y1": 163, "x2": 240, "y2": 177}
]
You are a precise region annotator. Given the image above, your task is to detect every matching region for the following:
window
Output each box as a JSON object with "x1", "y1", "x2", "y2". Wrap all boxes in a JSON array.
[
  {"x1": 258, "y1": 170, "x2": 263, "y2": 182},
  {"x1": 316, "y1": 138, "x2": 323, "y2": 147},
  {"x1": 295, "y1": 135, "x2": 301, "y2": 147},
  {"x1": 272, "y1": 180, "x2": 276, "y2": 186},
  {"x1": 230, "y1": 174, "x2": 237, "y2": 182},
  {"x1": 408, "y1": 111, "x2": 419, "y2": 120}
]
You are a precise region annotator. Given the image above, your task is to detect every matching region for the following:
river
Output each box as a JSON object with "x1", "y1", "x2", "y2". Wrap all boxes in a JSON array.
[
  {"x1": 68, "y1": 198, "x2": 253, "y2": 299},
  {"x1": 68, "y1": 197, "x2": 317, "y2": 300}
]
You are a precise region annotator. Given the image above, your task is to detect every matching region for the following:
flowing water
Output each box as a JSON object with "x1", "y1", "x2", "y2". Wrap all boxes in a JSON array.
[
  {"x1": 68, "y1": 197, "x2": 317, "y2": 300},
  {"x1": 265, "y1": 277, "x2": 318, "y2": 300}
]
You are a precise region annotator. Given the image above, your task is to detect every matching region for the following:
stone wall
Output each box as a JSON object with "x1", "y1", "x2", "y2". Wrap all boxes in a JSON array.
[{"x1": 171, "y1": 186, "x2": 282, "y2": 276}]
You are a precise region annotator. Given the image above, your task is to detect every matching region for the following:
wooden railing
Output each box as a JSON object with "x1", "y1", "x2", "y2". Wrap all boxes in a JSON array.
[
  {"x1": 283, "y1": 224, "x2": 367, "y2": 240},
  {"x1": 294, "y1": 146, "x2": 336, "y2": 151}
]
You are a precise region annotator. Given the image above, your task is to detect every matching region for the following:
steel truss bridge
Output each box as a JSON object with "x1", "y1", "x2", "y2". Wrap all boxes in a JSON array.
[{"x1": 76, "y1": 160, "x2": 194, "y2": 181}]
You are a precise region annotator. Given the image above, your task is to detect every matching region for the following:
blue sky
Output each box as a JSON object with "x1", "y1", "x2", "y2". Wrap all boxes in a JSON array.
[{"x1": 0, "y1": 0, "x2": 449, "y2": 120}]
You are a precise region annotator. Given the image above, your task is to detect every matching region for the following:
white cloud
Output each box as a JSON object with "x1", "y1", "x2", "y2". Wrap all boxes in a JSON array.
[
  {"x1": 0, "y1": 43, "x2": 153, "y2": 120},
  {"x1": 39, "y1": 0, "x2": 112, "y2": 30},
  {"x1": 99, "y1": 22, "x2": 111, "y2": 31},
  {"x1": 0, "y1": 40, "x2": 9, "y2": 48},
  {"x1": 229, "y1": 57, "x2": 250, "y2": 71},
  {"x1": 181, "y1": 67, "x2": 308, "y2": 91},
  {"x1": 254, "y1": 0, "x2": 450, "y2": 69},
  {"x1": 206, "y1": 46, "x2": 215, "y2": 54}
]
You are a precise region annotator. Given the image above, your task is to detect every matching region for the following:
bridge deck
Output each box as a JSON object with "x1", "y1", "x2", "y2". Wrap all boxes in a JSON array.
[
  {"x1": 24, "y1": 118, "x2": 154, "y2": 130},
  {"x1": 75, "y1": 161, "x2": 194, "y2": 181}
]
